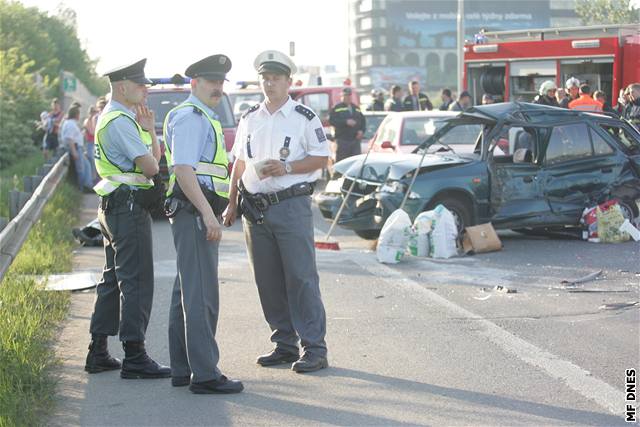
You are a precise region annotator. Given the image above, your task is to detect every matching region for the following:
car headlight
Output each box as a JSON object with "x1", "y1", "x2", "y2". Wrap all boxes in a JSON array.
[
  {"x1": 379, "y1": 180, "x2": 407, "y2": 193},
  {"x1": 324, "y1": 177, "x2": 344, "y2": 194}
]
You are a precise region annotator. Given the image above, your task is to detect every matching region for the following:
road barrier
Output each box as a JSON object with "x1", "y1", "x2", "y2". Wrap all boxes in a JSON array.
[{"x1": 0, "y1": 153, "x2": 69, "y2": 283}]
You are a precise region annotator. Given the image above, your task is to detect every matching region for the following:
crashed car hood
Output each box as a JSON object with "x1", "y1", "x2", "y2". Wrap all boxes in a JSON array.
[{"x1": 334, "y1": 153, "x2": 470, "y2": 182}]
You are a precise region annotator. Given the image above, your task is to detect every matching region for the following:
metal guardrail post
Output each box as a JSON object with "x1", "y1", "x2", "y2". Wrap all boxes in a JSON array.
[{"x1": 0, "y1": 153, "x2": 69, "y2": 283}]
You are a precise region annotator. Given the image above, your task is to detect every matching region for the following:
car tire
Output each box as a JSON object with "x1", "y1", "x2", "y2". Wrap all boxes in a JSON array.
[
  {"x1": 427, "y1": 197, "x2": 473, "y2": 234},
  {"x1": 355, "y1": 229, "x2": 380, "y2": 240},
  {"x1": 619, "y1": 200, "x2": 639, "y2": 222}
]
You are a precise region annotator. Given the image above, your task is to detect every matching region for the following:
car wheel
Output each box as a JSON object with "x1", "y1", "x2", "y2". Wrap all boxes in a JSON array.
[
  {"x1": 355, "y1": 229, "x2": 380, "y2": 240},
  {"x1": 427, "y1": 197, "x2": 473, "y2": 234},
  {"x1": 618, "y1": 200, "x2": 639, "y2": 222}
]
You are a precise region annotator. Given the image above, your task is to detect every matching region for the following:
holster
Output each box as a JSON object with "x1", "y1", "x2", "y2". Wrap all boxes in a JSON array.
[
  {"x1": 167, "y1": 182, "x2": 229, "y2": 218},
  {"x1": 238, "y1": 193, "x2": 264, "y2": 224}
]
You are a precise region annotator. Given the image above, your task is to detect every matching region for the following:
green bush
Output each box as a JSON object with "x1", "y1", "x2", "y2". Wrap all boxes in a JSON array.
[{"x1": 0, "y1": 49, "x2": 47, "y2": 169}]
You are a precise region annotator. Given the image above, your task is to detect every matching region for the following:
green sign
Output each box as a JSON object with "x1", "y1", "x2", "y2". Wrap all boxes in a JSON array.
[{"x1": 63, "y1": 76, "x2": 77, "y2": 92}]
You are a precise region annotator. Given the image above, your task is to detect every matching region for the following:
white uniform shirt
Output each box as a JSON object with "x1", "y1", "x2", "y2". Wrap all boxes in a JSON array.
[
  {"x1": 233, "y1": 97, "x2": 330, "y2": 194},
  {"x1": 60, "y1": 118, "x2": 83, "y2": 150}
]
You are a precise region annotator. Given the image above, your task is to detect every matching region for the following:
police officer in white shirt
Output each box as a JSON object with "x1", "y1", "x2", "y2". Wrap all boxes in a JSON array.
[{"x1": 223, "y1": 50, "x2": 329, "y2": 373}]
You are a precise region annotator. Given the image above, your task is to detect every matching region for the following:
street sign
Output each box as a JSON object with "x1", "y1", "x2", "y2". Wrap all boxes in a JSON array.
[{"x1": 63, "y1": 76, "x2": 77, "y2": 92}]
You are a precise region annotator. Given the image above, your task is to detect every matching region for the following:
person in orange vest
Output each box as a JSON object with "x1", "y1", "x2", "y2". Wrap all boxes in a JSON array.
[{"x1": 568, "y1": 84, "x2": 603, "y2": 112}]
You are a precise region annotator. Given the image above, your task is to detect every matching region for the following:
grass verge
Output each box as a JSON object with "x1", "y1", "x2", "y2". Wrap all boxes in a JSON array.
[{"x1": 0, "y1": 178, "x2": 80, "y2": 426}]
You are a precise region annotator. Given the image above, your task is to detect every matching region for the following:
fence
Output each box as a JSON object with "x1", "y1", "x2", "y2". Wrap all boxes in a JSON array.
[{"x1": 0, "y1": 152, "x2": 69, "y2": 283}]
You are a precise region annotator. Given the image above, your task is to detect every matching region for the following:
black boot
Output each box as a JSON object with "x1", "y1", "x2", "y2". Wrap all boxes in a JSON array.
[
  {"x1": 120, "y1": 341, "x2": 171, "y2": 379},
  {"x1": 85, "y1": 334, "x2": 121, "y2": 374}
]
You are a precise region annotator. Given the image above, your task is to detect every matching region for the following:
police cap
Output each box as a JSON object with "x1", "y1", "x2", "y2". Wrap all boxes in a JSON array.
[
  {"x1": 253, "y1": 50, "x2": 297, "y2": 76},
  {"x1": 185, "y1": 54, "x2": 232, "y2": 81},
  {"x1": 103, "y1": 58, "x2": 152, "y2": 84}
]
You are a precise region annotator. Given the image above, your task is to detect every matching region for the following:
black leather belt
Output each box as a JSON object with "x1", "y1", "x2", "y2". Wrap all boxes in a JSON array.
[{"x1": 239, "y1": 181, "x2": 314, "y2": 211}]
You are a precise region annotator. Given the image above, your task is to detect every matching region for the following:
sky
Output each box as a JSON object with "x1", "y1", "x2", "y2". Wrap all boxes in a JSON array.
[{"x1": 19, "y1": 0, "x2": 350, "y2": 83}]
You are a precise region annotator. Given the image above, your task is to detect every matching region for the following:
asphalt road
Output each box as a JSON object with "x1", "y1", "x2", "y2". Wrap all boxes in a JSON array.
[{"x1": 52, "y1": 193, "x2": 639, "y2": 426}]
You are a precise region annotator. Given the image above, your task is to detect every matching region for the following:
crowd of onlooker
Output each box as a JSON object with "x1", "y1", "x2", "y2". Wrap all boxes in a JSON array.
[
  {"x1": 365, "y1": 78, "x2": 640, "y2": 128},
  {"x1": 37, "y1": 96, "x2": 109, "y2": 193},
  {"x1": 533, "y1": 77, "x2": 640, "y2": 125}
]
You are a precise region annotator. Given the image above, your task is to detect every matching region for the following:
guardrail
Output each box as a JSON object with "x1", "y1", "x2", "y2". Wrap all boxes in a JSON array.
[{"x1": 0, "y1": 153, "x2": 69, "y2": 283}]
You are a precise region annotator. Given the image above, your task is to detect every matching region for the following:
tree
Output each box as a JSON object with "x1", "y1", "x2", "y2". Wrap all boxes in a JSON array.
[
  {"x1": 576, "y1": 0, "x2": 640, "y2": 25},
  {"x1": 0, "y1": 49, "x2": 48, "y2": 168},
  {"x1": 0, "y1": 0, "x2": 108, "y2": 95}
]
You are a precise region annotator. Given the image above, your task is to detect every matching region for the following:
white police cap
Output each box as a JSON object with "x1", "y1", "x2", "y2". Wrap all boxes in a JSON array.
[{"x1": 253, "y1": 50, "x2": 297, "y2": 76}]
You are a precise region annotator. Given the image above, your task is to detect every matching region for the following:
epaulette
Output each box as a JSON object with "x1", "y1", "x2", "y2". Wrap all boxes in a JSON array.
[
  {"x1": 242, "y1": 104, "x2": 260, "y2": 119},
  {"x1": 192, "y1": 106, "x2": 202, "y2": 115},
  {"x1": 295, "y1": 104, "x2": 315, "y2": 121}
]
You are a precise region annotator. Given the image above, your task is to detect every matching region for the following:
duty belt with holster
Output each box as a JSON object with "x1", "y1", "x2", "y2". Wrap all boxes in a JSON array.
[
  {"x1": 238, "y1": 181, "x2": 314, "y2": 224},
  {"x1": 100, "y1": 176, "x2": 165, "y2": 212},
  {"x1": 164, "y1": 182, "x2": 229, "y2": 219}
]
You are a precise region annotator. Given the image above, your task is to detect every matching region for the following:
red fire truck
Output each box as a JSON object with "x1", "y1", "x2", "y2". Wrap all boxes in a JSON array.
[{"x1": 464, "y1": 24, "x2": 639, "y2": 107}]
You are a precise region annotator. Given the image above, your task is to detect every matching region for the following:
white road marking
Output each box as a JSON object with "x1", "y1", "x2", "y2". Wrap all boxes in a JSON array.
[{"x1": 345, "y1": 251, "x2": 622, "y2": 415}]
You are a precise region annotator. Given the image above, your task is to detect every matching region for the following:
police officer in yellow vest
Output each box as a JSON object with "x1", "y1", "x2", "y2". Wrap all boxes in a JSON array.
[
  {"x1": 163, "y1": 55, "x2": 243, "y2": 394},
  {"x1": 86, "y1": 59, "x2": 171, "y2": 379}
]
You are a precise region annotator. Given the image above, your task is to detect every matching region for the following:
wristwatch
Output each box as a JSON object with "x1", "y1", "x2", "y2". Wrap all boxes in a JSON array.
[{"x1": 284, "y1": 162, "x2": 293, "y2": 174}]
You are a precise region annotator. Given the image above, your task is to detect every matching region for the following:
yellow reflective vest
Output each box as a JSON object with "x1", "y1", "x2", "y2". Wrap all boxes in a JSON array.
[
  {"x1": 162, "y1": 102, "x2": 230, "y2": 199},
  {"x1": 93, "y1": 110, "x2": 154, "y2": 196}
]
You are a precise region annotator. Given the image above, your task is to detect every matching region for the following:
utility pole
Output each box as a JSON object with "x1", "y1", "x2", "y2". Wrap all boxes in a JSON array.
[{"x1": 457, "y1": 0, "x2": 464, "y2": 95}]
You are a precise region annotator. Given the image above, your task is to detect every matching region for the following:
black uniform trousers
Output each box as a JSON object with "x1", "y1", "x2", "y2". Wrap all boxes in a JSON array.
[{"x1": 89, "y1": 201, "x2": 154, "y2": 342}]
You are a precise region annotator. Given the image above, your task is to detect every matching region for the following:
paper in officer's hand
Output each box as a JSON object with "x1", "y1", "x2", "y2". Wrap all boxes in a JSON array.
[{"x1": 253, "y1": 159, "x2": 272, "y2": 180}]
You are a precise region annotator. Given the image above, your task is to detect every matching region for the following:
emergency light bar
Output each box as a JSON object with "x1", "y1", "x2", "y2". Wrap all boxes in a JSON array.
[
  {"x1": 571, "y1": 39, "x2": 600, "y2": 49},
  {"x1": 149, "y1": 74, "x2": 190, "y2": 85},
  {"x1": 472, "y1": 44, "x2": 499, "y2": 53}
]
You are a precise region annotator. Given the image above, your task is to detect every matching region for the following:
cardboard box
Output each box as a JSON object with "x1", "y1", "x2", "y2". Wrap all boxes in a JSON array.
[{"x1": 462, "y1": 223, "x2": 502, "y2": 254}]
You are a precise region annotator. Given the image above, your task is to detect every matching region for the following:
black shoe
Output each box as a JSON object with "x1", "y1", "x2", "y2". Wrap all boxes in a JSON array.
[
  {"x1": 120, "y1": 341, "x2": 171, "y2": 379},
  {"x1": 189, "y1": 375, "x2": 244, "y2": 394},
  {"x1": 291, "y1": 353, "x2": 328, "y2": 373},
  {"x1": 171, "y1": 376, "x2": 190, "y2": 387},
  {"x1": 256, "y1": 348, "x2": 299, "y2": 367},
  {"x1": 84, "y1": 335, "x2": 121, "y2": 374}
]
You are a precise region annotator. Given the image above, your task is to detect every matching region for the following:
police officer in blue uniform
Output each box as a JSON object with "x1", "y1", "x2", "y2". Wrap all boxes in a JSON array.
[
  {"x1": 223, "y1": 50, "x2": 330, "y2": 373},
  {"x1": 163, "y1": 55, "x2": 243, "y2": 394},
  {"x1": 85, "y1": 59, "x2": 170, "y2": 379}
]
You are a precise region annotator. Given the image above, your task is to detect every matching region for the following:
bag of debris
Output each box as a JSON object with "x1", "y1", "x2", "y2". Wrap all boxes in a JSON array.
[
  {"x1": 377, "y1": 209, "x2": 412, "y2": 264},
  {"x1": 72, "y1": 218, "x2": 104, "y2": 247},
  {"x1": 429, "y1": 204, "x2": 458, "y2": 259},
  {"x1": 596, "y1": 203, "x2": 630, "y2": 243},
  {"x1": 580, "y1": 199, "x2": 619, "y2": 241},
  {"x1": 408, "y1": 211, "x2": 434, "y2": 257}
]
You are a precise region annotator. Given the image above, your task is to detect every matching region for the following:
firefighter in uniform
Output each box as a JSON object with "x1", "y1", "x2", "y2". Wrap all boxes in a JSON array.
[
  {"x1": 85, "y1": 59, "x2": 170, "y2": 379},
  {"x1": 223, "y1": 50, "x2": 330, "y2": 373},
  {"x1": 163, "y1": 55, "x2": 243, "y2": 394},
  {"x1": 403, "y1": 80, "x2": 433, "y2": 111},
  {"x1": 329, "y1": 87, "x2": 366, "y2": 162},
  {"x1": 568, "y1": 84, "x2": 603, "y2": 112}
]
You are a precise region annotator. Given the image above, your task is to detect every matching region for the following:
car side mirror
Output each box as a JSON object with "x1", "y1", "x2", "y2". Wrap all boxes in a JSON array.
[{"x1": 381, "y1": 141, "x2": 394, "y2": 149}]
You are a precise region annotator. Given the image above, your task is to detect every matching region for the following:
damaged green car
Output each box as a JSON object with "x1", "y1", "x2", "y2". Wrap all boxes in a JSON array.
[{"x1": 316, "y1": 103, "x2": 640, "y2": 239}]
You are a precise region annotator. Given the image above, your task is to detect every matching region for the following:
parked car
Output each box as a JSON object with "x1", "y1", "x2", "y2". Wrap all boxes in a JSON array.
[
  {"x1": 316, "y1": 102, "x2": 640, "y2": 239},
  {"x1": 360, "y1": 111, "x2": 388, "y2": 153},
  {"x1": 367, "y1": 111, "x2": 475, "y2": 154},
  {"x1": 228, "y1": 88, "x2": 264, "y2": 122}
]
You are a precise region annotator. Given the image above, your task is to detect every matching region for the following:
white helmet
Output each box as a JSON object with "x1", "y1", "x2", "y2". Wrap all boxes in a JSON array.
[
  {"x1": 565, "y1": 77, "x2": 580, "y2": 89},
  {"x1": 539, "y1": 80, "x2": 557, "y2": 95}
]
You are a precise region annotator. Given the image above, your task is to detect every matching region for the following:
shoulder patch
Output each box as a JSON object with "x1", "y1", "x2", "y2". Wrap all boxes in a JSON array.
[
  {"x1": 242, "y1": 104, "x2": 260, "y2": 119},
  {"x1": 295, "y1": 105, "x2": 315, "y2": 121}
]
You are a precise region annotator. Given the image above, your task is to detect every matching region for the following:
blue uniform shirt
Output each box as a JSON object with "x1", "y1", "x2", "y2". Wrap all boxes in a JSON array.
[
  {"x1": 99, "y1": 100, "x2": 150, "y2": 172},
  {"x1": 165, "y1": 94, "x2": 218, "y2": 190}
]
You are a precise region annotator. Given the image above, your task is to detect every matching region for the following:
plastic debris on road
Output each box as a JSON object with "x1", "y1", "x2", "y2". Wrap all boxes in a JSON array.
[{"x1": 376, "y1": 209, "x2": 412, "y2": 264}]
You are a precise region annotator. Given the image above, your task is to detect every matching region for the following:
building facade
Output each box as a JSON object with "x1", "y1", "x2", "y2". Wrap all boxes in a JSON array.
[{"x1": 349, "y1": 0, "x2": 579, "y2": 94}]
